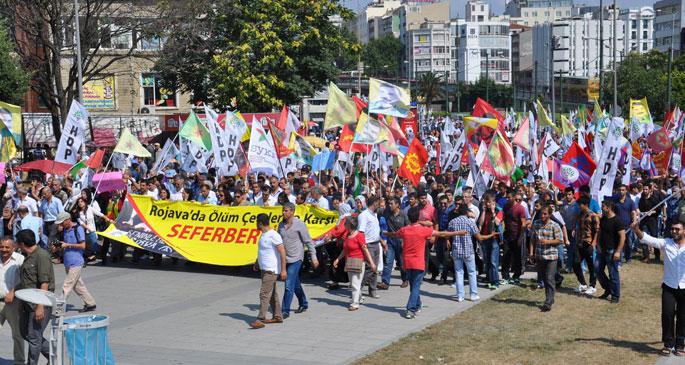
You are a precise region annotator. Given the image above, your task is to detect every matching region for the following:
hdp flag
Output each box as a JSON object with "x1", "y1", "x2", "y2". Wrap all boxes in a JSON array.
[
  {"x1": 179, "y1": 111, "x2": 212, "y2": 151},
  {"x1": 368, "y1": 78, "x2": 411, "y2": 118},
  {"x1": 398, "y1": 138, "x2": 428, "y2": 187},
  {"x1": 324, "y1": 82, "x2": 358, "y2": 130},
  {"x1": 561, "y1": 141, "x2": 597, "y2": 178},
  {"x1": 113, "y1": 128, "x2": 151, "y2": 158},
  {"x1": 552, "y1": 159, "x2": 591, "y2": 190}
]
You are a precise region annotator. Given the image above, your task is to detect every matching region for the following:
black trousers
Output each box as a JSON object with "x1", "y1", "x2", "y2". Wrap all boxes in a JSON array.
[
  {"x1": 662, "y1": 284, "x2": 685, "y2": 349},
  {"x1": 537, "y1": 259, "x2": 557, "y2": 307},
  {"x1": 573, "y1": 242, "x2": 596, "y2": 287},
  {"x1": 501, "y1": 237, "x2": 522, "y2": 280}
]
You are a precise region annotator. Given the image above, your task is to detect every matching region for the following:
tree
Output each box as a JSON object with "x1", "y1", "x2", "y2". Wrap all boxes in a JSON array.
[
  {"x1": 460, "y1": 78, "x2": 513, "y2": 111},
  {"x1": 417, "y1": 72, "x2": 443, "y2": 111},
  {"x1": 0, "y1": 1, "x2": 169, "y2": 140},
  {"x1": 362, "y1": 35, "x2": 401, "y2": 78},
  {"x1": 155, "y1": 0, "x2": 356, "y2": 112},
  {"x1": 0, "y1": 19, "x2": 28, "y2": 105}
]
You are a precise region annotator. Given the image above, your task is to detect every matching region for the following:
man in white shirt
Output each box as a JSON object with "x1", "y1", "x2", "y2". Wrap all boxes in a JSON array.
[
  {"x1": 358, "y1": 196, "x2": 382, "y2": 298},
  {"x1": 0, "y1": 237, "x2": 25, "y2": 364},
  {"x1": 633, "y1": 218, "x2": 685, "y2": 355},
  {"x1": 250, "y1": 213, "x2": 287, "y2": 329},
  {"x1": 307, "y1": 187, "x2": 329, "y2": 210},
  {"x1": 16, "y1": 188, "x2": 38, "y2": 216}
]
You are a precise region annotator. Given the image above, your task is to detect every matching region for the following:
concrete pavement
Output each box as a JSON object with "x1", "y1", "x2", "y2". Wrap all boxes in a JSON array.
[{"x1": 0, "y1": 259, "x2": 529, "y2": 365}]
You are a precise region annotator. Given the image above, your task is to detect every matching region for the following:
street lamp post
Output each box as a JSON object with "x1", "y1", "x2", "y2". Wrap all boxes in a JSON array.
[{"x1": 74, "y1": 0, "x2": 83, "y2": 102}]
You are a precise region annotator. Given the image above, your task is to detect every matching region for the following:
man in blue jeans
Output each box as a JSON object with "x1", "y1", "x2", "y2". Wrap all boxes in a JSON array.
[
  {"x1": 596, "y1": 200, "x2": 626, "y2": 303},
  {"x1": 379, "y1": 197, "x2": 409, "y2": 289},
  {"x1": 278, "y1": 202, "x2": 318, "y2": 319},
  {"x1": 448, "y1": 204, "x2": 485, "y2": 301}
]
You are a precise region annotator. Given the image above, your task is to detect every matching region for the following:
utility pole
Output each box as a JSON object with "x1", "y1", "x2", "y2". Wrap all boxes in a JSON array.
[
  {"x1": 74, "y1": 0, "x2": 84, "y2": 102},
  {"x1": 598, "y1": 0, "x2": 604, "y2": 105},
  {"x1": 550, "y1": 31, "x2": 556, "y2": 121},
  {"x1": 445, "y1": 70, "x2": 449, "y2": 113},
  {"x1": 534, "y1": 60, "x2": 538, "y2": 99},
  {"x1": 612, "y1": 0, "x2": 617, "y2": 116},
  {"x1": 486, "y1": 51, "x2": 490, "y2": 101},
  {"x1": 559, "y1": 70, "x2": 564, "y2": 113}
]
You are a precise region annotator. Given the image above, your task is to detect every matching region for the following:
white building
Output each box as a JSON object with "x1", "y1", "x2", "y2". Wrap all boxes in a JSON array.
[
  {"x1": 455, "y1": 9, "x2": 512, "y2": 84},
  {"x1": 620, "y1": 7, "x2": 655, "y2": 54},
  {"x1": 466, "y1": 0, "x2": 491, "y2": 22},
  {"x1": 346, "y1": 0, "x2": 402, "y2": 44},
  {"x1": 407, "y1": 22, "x2": 456, "y2": 81},
  {"x1": 532, "y1": 13, "x2": 626, "y2": 89},
  {"x1": 654, "y1": 0, "x2": 684, "y2": 55},
  {"x1": 504, "y1": 0, "x2": 574, "y2": 26}
]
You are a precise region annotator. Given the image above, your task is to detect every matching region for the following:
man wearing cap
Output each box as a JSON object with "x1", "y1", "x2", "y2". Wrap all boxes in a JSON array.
[
  {"x1": 54, "y1": 211, "x2": 97, "y2": 313},
  {"x1": 17, "y1": 188, "x2": 38, "y2": 216},
  {"x1": 196, "y1": 181, "x2": 217, "y2": 205}
]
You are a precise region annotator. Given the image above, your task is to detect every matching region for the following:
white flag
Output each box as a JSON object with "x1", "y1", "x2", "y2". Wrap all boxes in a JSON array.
[
  {"x1": 591, "y1": 118, "x2": 625, "y2": 202},
  {"x1": 151, "y1": 139, "x2": 179, "y2": 173},
  {"x1": 205, "y1": 105, "x2": 233, "y2": 176},
  {"x1": 248, "y1": 116, "x2": 281, "y2": 177},
  {"x1": 55, "y1": 100, "x2": 88, "y2": 164},
  {"x1": 542, "y1": 132, "x2": 560, "y2": 157}
]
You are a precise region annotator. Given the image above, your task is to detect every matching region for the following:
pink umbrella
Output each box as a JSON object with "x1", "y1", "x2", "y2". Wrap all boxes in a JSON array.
[{"x1": 15, "y1": 160, "x2": 73, "y2": 175}]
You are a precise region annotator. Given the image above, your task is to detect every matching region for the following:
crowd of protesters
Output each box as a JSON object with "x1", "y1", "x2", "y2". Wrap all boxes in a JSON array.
[{"x1": 2, "y1": 115, "x2": 685, "y2": 362}]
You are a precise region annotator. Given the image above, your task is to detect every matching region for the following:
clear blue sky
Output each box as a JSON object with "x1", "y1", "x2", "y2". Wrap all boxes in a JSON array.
[{"x1": 343, "y1": 0, "x2": 656, "y2": 18}]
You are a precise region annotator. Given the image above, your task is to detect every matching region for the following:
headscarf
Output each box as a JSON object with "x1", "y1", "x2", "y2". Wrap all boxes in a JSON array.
[
  {"x1": 354, "y1": 195, "x2": 366, "y2": 211},
  {"x1": 337, "y1": 202, "x2": 352, "y2": 223}
]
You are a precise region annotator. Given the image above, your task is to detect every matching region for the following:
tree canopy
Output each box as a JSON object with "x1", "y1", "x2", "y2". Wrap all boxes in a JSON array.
[
  {"x1": 0, "y1": 19, "x2": 28, "y2": 105},
  {"x1": 156, "y1": 0, "x2": 357, "y2": 112},
  {"x1": 362, "y1": 35, "x2": 402, "y2": 78}
]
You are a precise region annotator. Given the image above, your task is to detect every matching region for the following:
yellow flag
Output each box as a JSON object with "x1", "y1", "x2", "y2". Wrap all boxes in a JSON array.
[
  {"x1": 234, "y1": 111, "x2": 251, "y2": 142},
  {"x1": 463, "y1": 116, "x2": 498, "y2": 136},
  {"x1": 535, "y1": 99, "x2": 558, "y2": 131},
  {"x1": 0, "y1": 127, "x2": 16, "y2": 162},
  {"x1": 114, "y1": 128, "x2": 151, "y2": 157},
  {"x1": 353, "y1": 112, "x2": 389, "y2": 145},
  {"x1": 0, "y1": 101, "x2": 21, "y2": 148},
  {"x1": 629, "y1": 97, "x2": 652, "y2": 124},
  {"x1": 560, "y1": 115, "x2": 576, "y2": 137},
  {"x1": 324, "y1": 82, "x2": 357, "y2": 130}
]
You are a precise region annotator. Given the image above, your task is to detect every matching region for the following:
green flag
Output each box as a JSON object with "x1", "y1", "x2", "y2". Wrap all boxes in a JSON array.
[{"x1": 179, "y1": 111, "x2": 212, "y2": 151}]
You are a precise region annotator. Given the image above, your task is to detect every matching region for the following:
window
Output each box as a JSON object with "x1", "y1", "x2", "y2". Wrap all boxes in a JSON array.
[
  {"x1": 565, "y1": 11, "x2": 570, "y2": 16},
  {"x1": 102, "y1": 25, "x2": 132, "y2": 50},
  {"x1": 556, "y1": 11, "x2": 561, "y2": 17},
  {"x1": 532, "y1": 11, "x2": 538, "y2": 17},
  {"x1": 631, "y1": 20, "x2": 637, "y2": 29},
  {"x1": 142, "y1": 74, "x2": 177, "y2": 107},
  {"x1": 480, "y1": 5, "x2": 484, "y2": 10},
  {"x1": 524, "y1": 11, "x2": 528, "y2": 17},
  {"x1": 469, "y1": 28, "x2": 475, "y2": 35},
  {"x1": 478, "y1": 15, "x2": 484, "y2": 22},
  {"x1": 137, "y1": 34, "x2": 163, "y2": 50},
  {"x1": 643, "y1": 42, "x2": 648, "y2": 51},
  {"x1": 643, "y1": 30, "x2": 648, "y2": 39},
  {"x1": 631, "y1": 31, "x2": 636, "y2": 39},
  {"x1": 643, "y1": 19, "x2": 649, "y2": 28}
]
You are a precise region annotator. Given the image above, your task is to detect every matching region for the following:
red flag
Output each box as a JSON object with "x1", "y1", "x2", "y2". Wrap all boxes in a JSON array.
[
  {"x1": 435, "y1": 142, "x2": 441, "y2": 175},
  {"x1": 653, "y1": 146, "x2": 673, "y2": 174},
  {"x1": 646, "y1": 128, "x2": 671, "y2": 153},
  {"x1": 352, "y1": 96, "x2": 368, "y2": 119},
  {"x1": 398, "y1": 138, "x2": 428, "y2": 187},
  {"x1": 399, "y1": 108, "x2": 419, "y2": 137},
  {"x1": 86, "y1": 149, "x2": 105, "y2": 169},
  {"x1": 631, "y1": 141, "x2": 643, "y2": 160},
  {"x1": 267, "y1": 118, "x2": 293, "y2": 158},
  {"x1": 481, "y1": 130, "x2": 515, "y2": 181},
  {"x1": 275, "y1": 105, "x2": 288, "y2": 130},
  {"x1": 472, "y1": 97, "x2": 504, "y2": 124}
]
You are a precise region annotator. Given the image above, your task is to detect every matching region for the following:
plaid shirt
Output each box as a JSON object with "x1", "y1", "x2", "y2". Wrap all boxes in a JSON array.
[
  {"x1": 448, "y1": 216, "x2": 479, "y2": 258},
  {"x1": 533, "y1": 219, "x2": 562, "y2": 260}
]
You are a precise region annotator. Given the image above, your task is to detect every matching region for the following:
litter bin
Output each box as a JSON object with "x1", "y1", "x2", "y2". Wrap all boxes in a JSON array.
[{"x1": 62, "y1": 314, "x2": 115, "y2": 365}]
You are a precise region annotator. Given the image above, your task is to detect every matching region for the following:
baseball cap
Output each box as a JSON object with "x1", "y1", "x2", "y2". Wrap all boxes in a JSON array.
[{"x1": 55, "y1": 211, "x2": 72, "y2": 225}]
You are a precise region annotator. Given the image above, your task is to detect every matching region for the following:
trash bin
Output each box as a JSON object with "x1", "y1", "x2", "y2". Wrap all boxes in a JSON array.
[{"x1": 62, "y1": 314, "x2": 115, "y2": 365}]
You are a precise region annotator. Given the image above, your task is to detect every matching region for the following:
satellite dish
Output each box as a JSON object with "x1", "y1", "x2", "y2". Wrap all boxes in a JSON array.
[{"x1": 15, "y1": 289, "x2": 57, "y2": 307}]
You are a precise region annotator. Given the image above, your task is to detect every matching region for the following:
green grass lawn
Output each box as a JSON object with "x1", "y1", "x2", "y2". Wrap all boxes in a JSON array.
[{"x1": 356, "y1": 260, "x2": 664, "y2": 365}]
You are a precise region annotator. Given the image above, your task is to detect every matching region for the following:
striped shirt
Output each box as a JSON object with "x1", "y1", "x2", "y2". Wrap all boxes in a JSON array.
[{"x1": 448, "y1": 216, "x2": 479, "y2": 258}]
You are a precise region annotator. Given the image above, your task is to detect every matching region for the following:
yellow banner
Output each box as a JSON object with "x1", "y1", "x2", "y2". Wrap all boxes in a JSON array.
[
  {"x1": 630, "y1": 97, "x2": 652, "y2": 124},
  {"x1": 83, "y1": 75, "x2": 116, "y2": 109},
  {"x1": 99, "y1": 195, "x2": 339, "y2": 266}
]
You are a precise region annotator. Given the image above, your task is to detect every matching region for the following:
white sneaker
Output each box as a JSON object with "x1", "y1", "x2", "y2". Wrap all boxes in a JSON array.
[
  {"x1": 575, "y1": 284, "x2": 588, "y2": 293},
  {"x1": 585, "y1": 286, "x2": 597, "y2": 296},
  {"x1": 451, "y1": 283, "x2": 457, "y2": 288},
  {"x1": 470, "y1": 295, "x2": 480, "y2": 301},
  {"x1": 456, "y1": 296, "x2": 464, "y2": 302}
]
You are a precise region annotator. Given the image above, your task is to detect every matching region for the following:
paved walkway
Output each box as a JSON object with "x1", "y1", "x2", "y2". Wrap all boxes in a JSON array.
[{"x1": 0, "y1": 259, "x2": 529, "y2": 365}]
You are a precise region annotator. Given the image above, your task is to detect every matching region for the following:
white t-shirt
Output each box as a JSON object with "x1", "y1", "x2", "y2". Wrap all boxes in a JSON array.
[
  {"x1": 258, "y1": 229, "x2": 283, "y2": 274},
  {"x1": 19, "y1": 196, "x2": 39, "y2": 216},
  {"x1": 358, "y1": 209, "x2": 381, "y2": 243}
]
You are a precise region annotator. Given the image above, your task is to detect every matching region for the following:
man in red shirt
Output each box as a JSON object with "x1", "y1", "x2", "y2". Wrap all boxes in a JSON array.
[
  {"x1": 390, "y1": 206, "x2": 460, "y2": 319},
  {"x1": 502, "y1": 191, "x2": 528, "y2": 284}
]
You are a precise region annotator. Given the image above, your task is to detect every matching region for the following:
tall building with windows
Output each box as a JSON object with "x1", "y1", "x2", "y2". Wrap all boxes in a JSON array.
[
  {"x1": 654, "y1": 0, "x2": 685, "y2": 55},
  {"x1": 504, "y1": 0, "x2": 574, "y2": 26},
  {"x1": 620, "y1": 7, "x2": 655, "y2": 54},
  {"x1": 407, "y1": 22, "x2": 456, "y2": 81}
]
